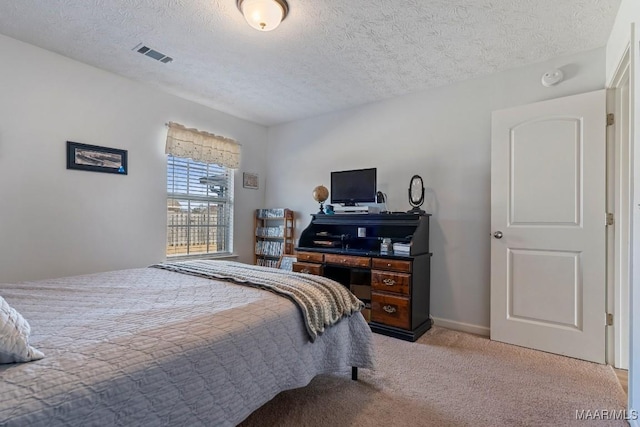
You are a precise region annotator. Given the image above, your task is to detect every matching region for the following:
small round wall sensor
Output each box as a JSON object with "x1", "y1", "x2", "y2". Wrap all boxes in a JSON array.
[{"x1": 541, "y1": 69, "x2": 564, "y2": 87}]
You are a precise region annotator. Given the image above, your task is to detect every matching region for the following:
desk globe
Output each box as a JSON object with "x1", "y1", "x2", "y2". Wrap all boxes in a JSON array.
[{"x1": 312, "y1": 185, "x2": 329, "y2": 214}]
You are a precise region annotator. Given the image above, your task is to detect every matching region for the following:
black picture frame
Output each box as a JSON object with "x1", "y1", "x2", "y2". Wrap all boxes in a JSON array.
[{"x1": 66, "y1": 141, "x2": 128, "y2": 175}]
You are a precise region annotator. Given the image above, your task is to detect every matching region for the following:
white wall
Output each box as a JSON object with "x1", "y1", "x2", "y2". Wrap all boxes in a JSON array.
[
  {"x1": 631, "y1": 22, "x2": 640, "y2": 423},
  {"x1": 265, "y1": 48, "x2": 606, "y2": 330},
  {"x1": 606, "y1": 0, "x2": 640, "y2": 85},
  {"x1": 0, "y1": 34, "x2": 267, "y2": 283}
]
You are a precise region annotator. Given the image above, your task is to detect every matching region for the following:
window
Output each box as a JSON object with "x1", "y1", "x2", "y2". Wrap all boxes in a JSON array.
[{"x1": 167, "y1": 155, "x2": 233, "y2": 257}]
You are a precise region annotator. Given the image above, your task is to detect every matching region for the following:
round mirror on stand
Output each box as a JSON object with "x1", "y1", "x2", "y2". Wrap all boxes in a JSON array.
[{"x1": 407, "y1": 175, "x2": 425, "y2": 214}]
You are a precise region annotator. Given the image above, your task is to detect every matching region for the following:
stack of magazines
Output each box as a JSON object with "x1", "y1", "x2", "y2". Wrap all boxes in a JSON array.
[
  {"x1": 255, "y1": 226, "x2": 285, "y2": 237},
  {"x1": 255, "y1": 241, "x2": 284, "y2": 256},
  {"x1": 392, "y1": 242, "x2": 411, "y2": 255},
  {"x1": 257, "y1": 208, "x2": 285, "y2": 218}
]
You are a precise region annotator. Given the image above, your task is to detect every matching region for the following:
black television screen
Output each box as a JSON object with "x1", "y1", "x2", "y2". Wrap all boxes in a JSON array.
[{"x1": 330, "y1": 168, "x2": 377, "y2": 205}]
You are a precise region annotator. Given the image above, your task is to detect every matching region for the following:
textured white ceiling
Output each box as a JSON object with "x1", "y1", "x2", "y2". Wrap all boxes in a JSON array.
[{"x1": 0, "y1": 0, "x2": 621, "y2": 126}]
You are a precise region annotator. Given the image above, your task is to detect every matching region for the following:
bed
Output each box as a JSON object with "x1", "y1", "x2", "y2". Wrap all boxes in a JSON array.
[{"x1": 0, "y1": 260, "x2": 374, "y2": 426}]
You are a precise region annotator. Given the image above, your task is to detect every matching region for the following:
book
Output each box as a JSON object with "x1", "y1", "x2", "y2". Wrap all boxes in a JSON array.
[
  {"x1": 392, "y1": 243, "x2": 411, "y2": 251},
  {"x1": 392, "y1": 242, "x2": 411, "y2": 255}
]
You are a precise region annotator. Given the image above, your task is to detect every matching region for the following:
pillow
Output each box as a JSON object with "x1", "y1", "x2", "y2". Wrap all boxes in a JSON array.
[{"x1": 0, "y1": 296, "x2": 44, "y2": 364}]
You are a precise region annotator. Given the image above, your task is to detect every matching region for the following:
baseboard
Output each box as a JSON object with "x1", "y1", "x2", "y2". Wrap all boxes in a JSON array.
[{"x1": 431, "y1": 316, "x2": 490, "y2": 337}]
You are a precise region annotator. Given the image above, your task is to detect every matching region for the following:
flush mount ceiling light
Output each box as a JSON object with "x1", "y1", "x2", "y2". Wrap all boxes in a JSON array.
[{"x1": 237, "y1": 0, "x2": 289, "y2": 31}]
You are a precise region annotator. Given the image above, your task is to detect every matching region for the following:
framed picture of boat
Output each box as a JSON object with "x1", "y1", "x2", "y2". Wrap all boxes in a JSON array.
[{"x1": 66, "y1": 141, "x2": 128, "y2": 175}]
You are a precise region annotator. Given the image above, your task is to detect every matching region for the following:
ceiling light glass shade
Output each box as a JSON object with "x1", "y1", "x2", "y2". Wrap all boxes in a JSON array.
[{"x1": 237, "y1": 0, "x2": 289, "y2": 32}]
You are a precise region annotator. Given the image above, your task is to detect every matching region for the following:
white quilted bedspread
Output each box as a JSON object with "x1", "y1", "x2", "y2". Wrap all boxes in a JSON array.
[
  {"x1": 0, "y1": 267, "x2": 374, "y2": 426},
  {"x1": 152, "y1": 260, "x2": 365, "y2": 341}
]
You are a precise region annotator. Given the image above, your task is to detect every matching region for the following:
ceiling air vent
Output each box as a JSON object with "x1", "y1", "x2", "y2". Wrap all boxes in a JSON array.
[{"x1": 132, "y1": 43, "x2": 173, "y2": 64}]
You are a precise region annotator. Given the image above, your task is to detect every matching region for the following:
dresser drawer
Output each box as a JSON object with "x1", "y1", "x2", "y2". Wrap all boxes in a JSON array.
[
  {"x1": 296, "y1": 251, "x2": 324, "y2": 263},
  {"x1": 324, "y1": 254, "x2": 370, "y2": 268},
  {"x1": 371, "y1": 258, "x2": 412, "y2": 273},
  {"x1": 371, "y1": 270, "x2": 410, "y2": 295},
  {"x1": 371, "y1": 292, "x2": 410, "y2": 329},
  {"x1": 292, "y1": 262, "x2": 323, "y2": 275}
]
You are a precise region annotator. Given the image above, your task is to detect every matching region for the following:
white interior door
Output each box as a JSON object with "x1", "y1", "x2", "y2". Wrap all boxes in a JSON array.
[{"x1": 491, "y1": 90, "x2": 606, "y2": 363}]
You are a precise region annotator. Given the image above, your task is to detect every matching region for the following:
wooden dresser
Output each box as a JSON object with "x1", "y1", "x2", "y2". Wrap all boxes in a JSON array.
[{"x1": 294, "y1": 213, "x2": 431, "y2": 342}]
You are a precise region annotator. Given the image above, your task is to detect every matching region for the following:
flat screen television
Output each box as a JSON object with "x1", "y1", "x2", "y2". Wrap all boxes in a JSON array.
[{"x1": 330, "y1": 168, "x2": 377, "y2": 205}]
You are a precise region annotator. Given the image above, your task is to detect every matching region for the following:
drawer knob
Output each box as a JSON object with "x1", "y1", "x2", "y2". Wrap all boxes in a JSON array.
[
  {"x1": 383, "y1": 305, "x2": 397, "y2": 314},
  {"x1": 301, "y1": 268, "x2": 310, "y2": 274},
  {"x1": 382, "y1": 278, "x2": 396, "y2": 286},
  {"x1": 387, "y1": 263, "x2": 391, "y2": 267}
]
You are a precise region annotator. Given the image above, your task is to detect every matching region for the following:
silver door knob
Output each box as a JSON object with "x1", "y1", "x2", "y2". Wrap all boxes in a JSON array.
[{"x1": 493, "y1": 231, "x2": 503, "y2": 239}]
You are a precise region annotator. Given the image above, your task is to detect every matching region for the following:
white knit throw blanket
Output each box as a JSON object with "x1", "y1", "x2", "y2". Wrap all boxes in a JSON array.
[{"x1": 151, "y1": 260, "x2": 364, "y2": 342}]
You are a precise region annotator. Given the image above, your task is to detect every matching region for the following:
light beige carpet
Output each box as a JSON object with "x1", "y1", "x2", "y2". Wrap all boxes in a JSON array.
[{"x1": 240, "y1": 326, "x2": 627, "y2": 427}]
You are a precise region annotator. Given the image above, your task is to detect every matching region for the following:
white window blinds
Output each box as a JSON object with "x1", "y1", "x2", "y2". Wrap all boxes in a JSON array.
[{"x1": 167, "y1": 155, "x2": 233, "y2": 257}]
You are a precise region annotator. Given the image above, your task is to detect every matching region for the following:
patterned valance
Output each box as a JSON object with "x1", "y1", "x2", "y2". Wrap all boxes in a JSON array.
[{"x1": 165, "y1": 122, "x2": 240, "y2": 169}]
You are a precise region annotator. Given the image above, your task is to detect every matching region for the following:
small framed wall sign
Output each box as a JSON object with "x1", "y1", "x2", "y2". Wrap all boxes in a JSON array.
[
  {"x1": 243, "y1": 172, "x2": 259, "y2": 189},
  {"x1": 277, "y1": 255, "x2": 297, "y2": 271},
  {"x1": 66, "y1": 141, "x2": 128, "y2": 175}
]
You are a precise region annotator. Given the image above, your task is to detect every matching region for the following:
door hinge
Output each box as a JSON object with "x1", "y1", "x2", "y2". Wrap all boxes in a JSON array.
[
  {"x1": 607, "y1": 113, "x2": 615, "y2": 126},
  {"x1": 606, "y1": 213, "x2": 614, "y2": 226},
  {"x1": 606, "y1": 313, "x2": 613, "y2": 326}
]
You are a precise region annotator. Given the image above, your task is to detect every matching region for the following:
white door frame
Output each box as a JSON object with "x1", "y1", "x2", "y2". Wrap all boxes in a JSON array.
[
  {"x1": 628, "y1": 21, "x2": 640, "y2": 427},
  {"x1": 607, "y1": 44, "x2": 631, "y2": 369}
]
